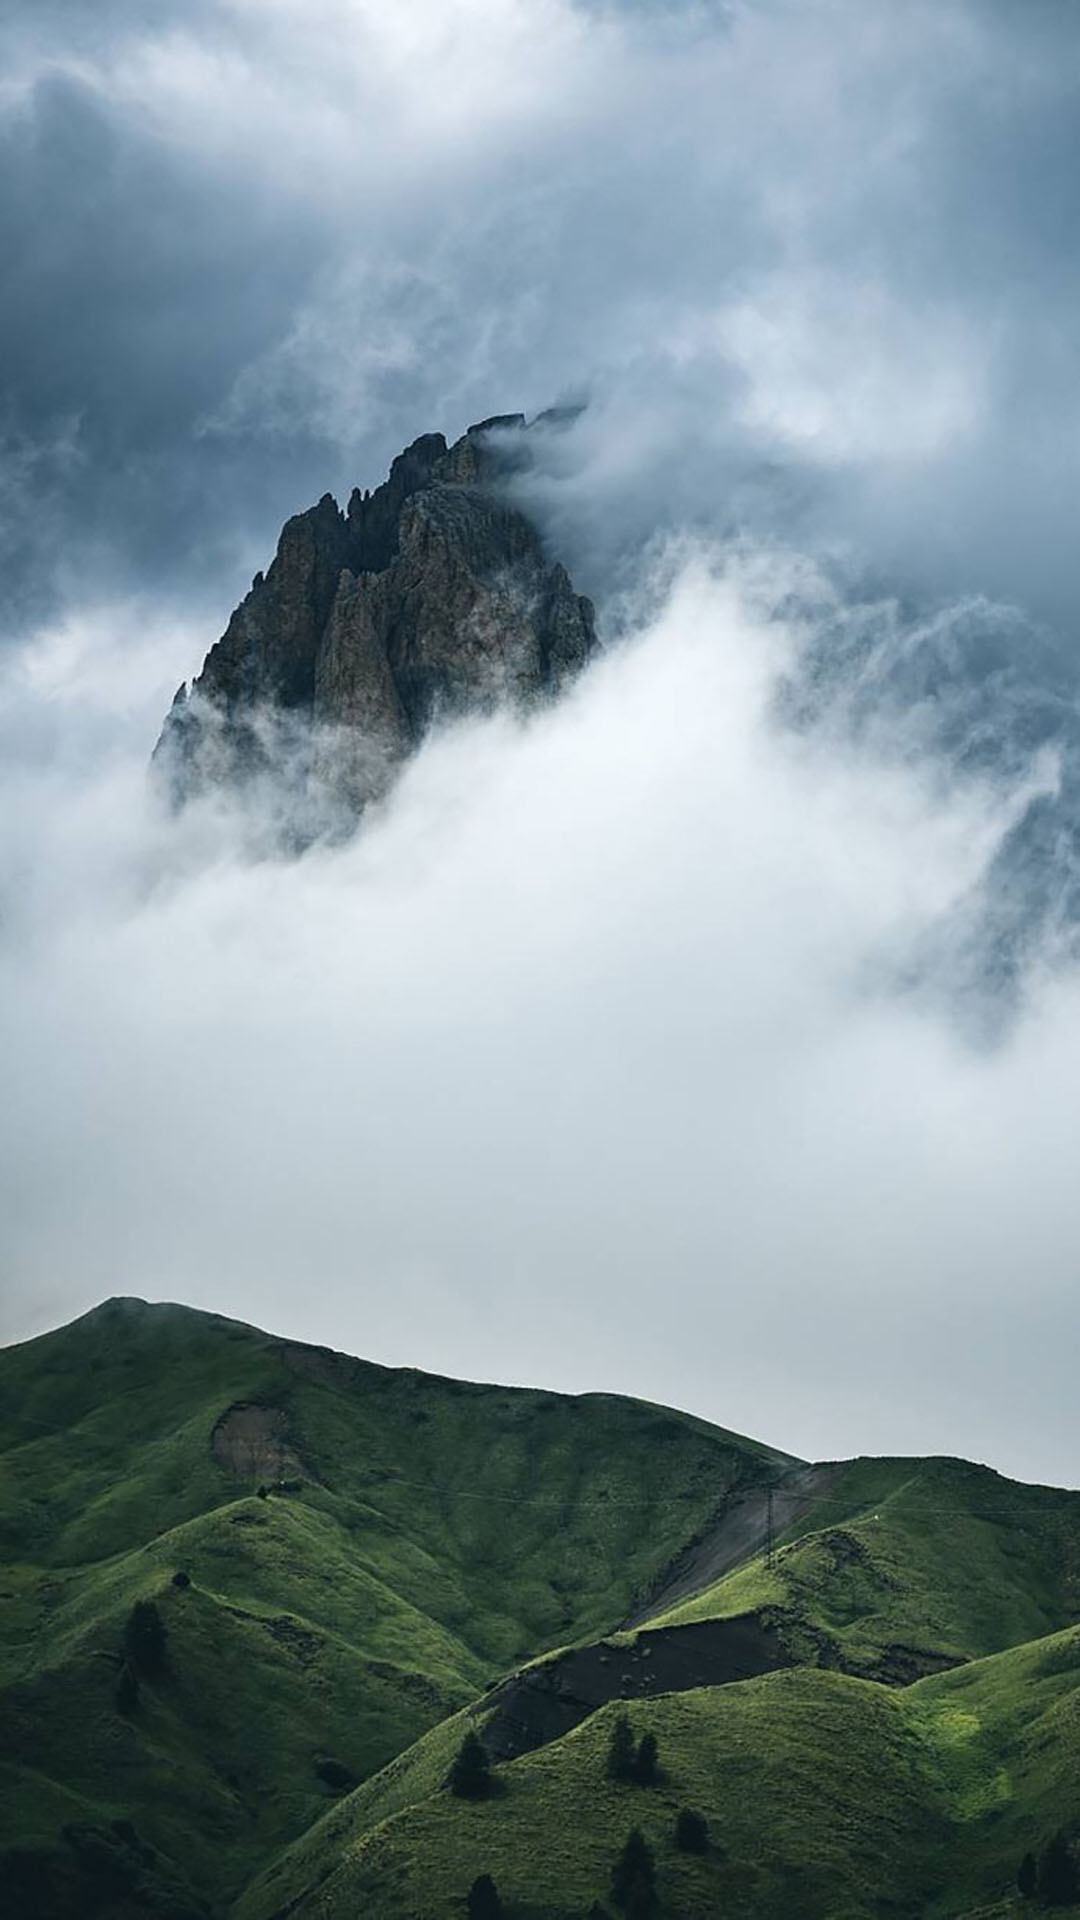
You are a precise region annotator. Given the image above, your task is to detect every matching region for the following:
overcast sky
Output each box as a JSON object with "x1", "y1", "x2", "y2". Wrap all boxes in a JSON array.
[{"x1": 4, "y1": 0, "x2": 1080, "y2": 1484}]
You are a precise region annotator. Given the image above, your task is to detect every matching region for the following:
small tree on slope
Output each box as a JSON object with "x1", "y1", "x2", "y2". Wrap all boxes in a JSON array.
[
  {"x1": 607, "y1": 1712, "x2": 636, "y2": 1782},
  {"x1": 449, "y1": 1730, "x2": 494, "y2": 1801},
  {"x1": 611, "y1": 1827, "x2": 656, "y2": 1914},
  {"x1": 633, "y1": 1731, "x2": 659, "y2": 1785},
  {"x1": 1038, "y1": 1832, "x2": 1079, "y2": 1907},
  {"x1": 675, "y1": 1807, "x2": 709, "y2": 1854},
  {"x1": 1017, "y1": 1850, "x2": 1037, "y2": 1897},
  {"x1": 124, "y1": 1600, "x2": 167, "y2": 1678},
  {"x1": 115, "y1": 1662, "x2": 140, "y2": 1716},
  {"x1": 467, "y1": 1873, "x2": 503, "y2": 1919}
]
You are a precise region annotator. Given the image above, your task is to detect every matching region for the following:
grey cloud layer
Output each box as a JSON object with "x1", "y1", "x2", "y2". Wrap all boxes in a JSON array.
[
  {"x1": 4, "y1": 0, "x2": 1080, "y2": 631},
  {"x1": 5, "y1": 0, "x2": 1080, "y2": 1478}
]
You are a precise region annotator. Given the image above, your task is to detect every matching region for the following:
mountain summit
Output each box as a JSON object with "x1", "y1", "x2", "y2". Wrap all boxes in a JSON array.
[{"x1": 154, "y1": 414, "x2": 596, "y2": 826}]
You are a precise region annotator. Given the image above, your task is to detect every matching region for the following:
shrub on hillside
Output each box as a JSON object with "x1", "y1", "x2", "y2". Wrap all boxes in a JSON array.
[
  {"x1": 466, "y1": 1873, "x2": 503, "y2": 1918},
  {"x1": 674, "y1": 1806, "x2": 709, "y2": 1854},
  {"x1": 607, "y1": 1712, "x2": 636, "y2": 1782},
  {"x1": 314, "y1": 1757, "x2": 358, "y2": 1793},
  {"x1": 449, "y1": 1731, "x2": 494, "y2": 1800},
  {"x1": 632, "y1": 1731, "x2": 659, "y2": 1785},
  {"x1": 1038, "y1": 1832, "x2": 1079, "y2": 1906},
  {"x1": 1017, "y1": 1850, "x2": 1037, "y2": 1896},
  {"x1": 115, "y1": 1662, "x2": 140, "y2": 1716},
  {"x1": 611, "y1": 1827, "x2": 655, "y2": 1914},
  {"x1": 606, "y1": 1713, "x2": 660, "y2": 1785},
  {"x1": 124, "y1": 1601, "x2": 167, "y2": 1678}
]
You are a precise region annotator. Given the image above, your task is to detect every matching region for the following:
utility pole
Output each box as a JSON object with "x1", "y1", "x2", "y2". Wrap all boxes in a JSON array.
[{"x1": 765, "y1": 1486, "x2": 775, "y2": 1570}]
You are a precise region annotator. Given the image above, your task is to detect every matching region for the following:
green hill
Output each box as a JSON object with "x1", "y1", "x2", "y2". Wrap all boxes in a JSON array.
[
  {"x1": 238, "y1": 1626, "x2": 1080, "y2": 1919},
  {"x1": 0, "y1": 1298, "x2": 781, "y2": 1915},
  {"x1": 647, "y1": 1453, "x2": 1080, "y2": 1673},
  {"x1": 3, "y1": 1297, "x2": 1080, "y2": 1919}
]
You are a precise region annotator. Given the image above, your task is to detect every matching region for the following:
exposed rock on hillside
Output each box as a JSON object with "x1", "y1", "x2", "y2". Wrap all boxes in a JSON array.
[
  {"x1": 154, "y1": 414, "x2": 596, "y2": 829},
  {"x1": 210, "y1": 1401, "x2": 316, "y2": 1486}
]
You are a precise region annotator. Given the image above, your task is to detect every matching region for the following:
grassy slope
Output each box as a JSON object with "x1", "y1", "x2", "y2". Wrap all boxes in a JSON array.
[
  {"x1": 0, "y1": 1298, "x2": 779, "y2": 1912},
  {"x1": 240, "y1": 1626, "x2": 1080, "y2": 1920},
  {"x1": 647, "y1": 1455, "x2": 1080, "y2": 1670},
  {"x1": 9, "y1": 1297, "x2": 1080, "y2": 1919},
  {"x1": 237, "y1": 1455, "x2": 1080, "y2": 1920}
]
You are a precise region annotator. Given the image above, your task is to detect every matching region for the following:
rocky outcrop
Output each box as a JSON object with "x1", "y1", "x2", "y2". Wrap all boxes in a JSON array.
[
  {"x1": 154, "y1": 415, "x2": 596, "y2": 827},
  {"x1": 210, "y1": 1402, "x2": 316, "y2": 1486},
  {"x1": 480, "y1": 1614, "x2": 793, "y2": 1763}
]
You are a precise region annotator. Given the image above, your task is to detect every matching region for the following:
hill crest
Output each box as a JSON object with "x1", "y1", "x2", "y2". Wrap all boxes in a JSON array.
[{"x1": 5, "y1": 1297, "x2": 1080, "y2": 1920}]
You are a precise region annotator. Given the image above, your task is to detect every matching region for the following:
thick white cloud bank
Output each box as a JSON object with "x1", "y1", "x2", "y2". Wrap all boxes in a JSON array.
[{"x1": 3, "y1": 549, "x2": 1079, "y2": 1483}]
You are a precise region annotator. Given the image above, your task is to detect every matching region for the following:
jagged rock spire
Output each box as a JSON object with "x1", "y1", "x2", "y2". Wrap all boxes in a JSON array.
[{"x1": 154, "y1": 415, "x2": 595, "y2": 830}]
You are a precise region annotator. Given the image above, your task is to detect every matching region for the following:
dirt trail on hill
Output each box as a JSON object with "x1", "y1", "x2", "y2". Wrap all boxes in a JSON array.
[{"x1": 624, "y1": 1460, "x2": 844, "y2": 1628}]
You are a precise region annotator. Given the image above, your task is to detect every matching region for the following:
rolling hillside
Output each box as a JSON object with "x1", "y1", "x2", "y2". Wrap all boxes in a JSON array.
[
  {"x1": 239, "y1": 1628, "x2": 1080, "y2": 1919},
  {"x1": 4, "y1": 1298, "x2": 1080, "y2": 1918},
  {"x1": 0, "y1": 1298, "x2": 782, "y2": 1916}
]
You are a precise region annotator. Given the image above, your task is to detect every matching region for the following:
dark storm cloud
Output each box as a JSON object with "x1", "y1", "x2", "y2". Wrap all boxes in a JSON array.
[
  {"x1": 4, "y1": 0, "x2": 1080, "y2": 638},
  {"x1": 0, "y1": 65, "x2": 331, "y2": 630}
]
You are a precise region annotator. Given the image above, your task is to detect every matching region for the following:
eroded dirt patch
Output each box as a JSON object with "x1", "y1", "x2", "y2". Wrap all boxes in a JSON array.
[
  {"x1": 211, "y1": 1402, "x2": 316, "y2": 1484},
  {"x1": 626, "y1": 1461, "x2": 843, "y2": 1628}
]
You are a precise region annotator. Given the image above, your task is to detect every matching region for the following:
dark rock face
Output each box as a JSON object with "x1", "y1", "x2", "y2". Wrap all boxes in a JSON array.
[
  {"x1": 481, "y1": 1614, "x2": 793, "y2": 1764},
  {"x1": 154, "y1": 417, "x2": 596, "y2": 828}
]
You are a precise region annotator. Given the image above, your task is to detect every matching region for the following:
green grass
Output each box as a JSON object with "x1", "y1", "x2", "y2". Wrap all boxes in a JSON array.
[
  {"x1": 8, "y1": 1297, "x2": 1080, "y2": 1919},
  {"x1": 648, "y1": 1455, "x2": 1080, "y2": 1670},
  {"x1": 0, "y1": 1297, "x2": 779, "y2": 1913},
  {"x1": 237, "y1": 1672, "x2": 947, "y2": 1918},
  {"x1": 241, "y1": 1629, "x2": 1080, "y2": 1920}
]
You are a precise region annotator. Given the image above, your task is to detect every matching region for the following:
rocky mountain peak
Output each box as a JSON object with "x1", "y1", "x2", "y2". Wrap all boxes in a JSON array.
[{"x1": 154, "y1": 413, "x2": 595, "y2": 831}]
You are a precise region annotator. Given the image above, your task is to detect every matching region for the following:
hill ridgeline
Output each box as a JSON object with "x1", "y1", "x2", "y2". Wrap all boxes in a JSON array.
[{"x1": 5, "y1": 1299, "x2": 1080, "y2": 1918}]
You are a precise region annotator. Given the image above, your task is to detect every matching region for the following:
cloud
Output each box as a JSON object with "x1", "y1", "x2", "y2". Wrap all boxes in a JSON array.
[
  {"x1": 5, "y1": 0, "x2": 1080, "y2": 1479},
  {"x1": 5, "y1": 0, "x2": 1080, "y2": 631},
  {"x1": 3, "y1": 546, "x2": 1079, "y2": 1481}
]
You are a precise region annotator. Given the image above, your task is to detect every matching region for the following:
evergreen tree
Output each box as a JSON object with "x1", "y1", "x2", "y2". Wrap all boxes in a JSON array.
[
  {"x1": 625, "y1": 1887, "x2": 656, "y2": 1920},
  {"x1": 674, "y1": 1806, "x2": 709, "y2": 1854},
  {"x1": 449, "y1": 1730, "x2": 494, "y2": 1801},
  {"x1": 611, "y1": 1828, "x2": 655, "y2": 1913},
  {"x1": 1017, "y1": 1850, "x2": 1037, "y2": 1896},
  {"x1": 124, "y1": 1600, "x2": 167, "y2": 1678},
  {"x1": 1038, "y1": 1832, "x2": 1079, "y2": 1907},
  {"x1": 633, "y1": 1731, "x2": 659, "y2": 1785},
  {"x1": 466, "y1": 1872, "x2": 503, "y2": 1919},
  {"x1": 606, "y1": 1712, "x2": 636, "y2": 1782},
  {"x1": 115, "y1": 1662, "x2": 140, "y2": 1716}
]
